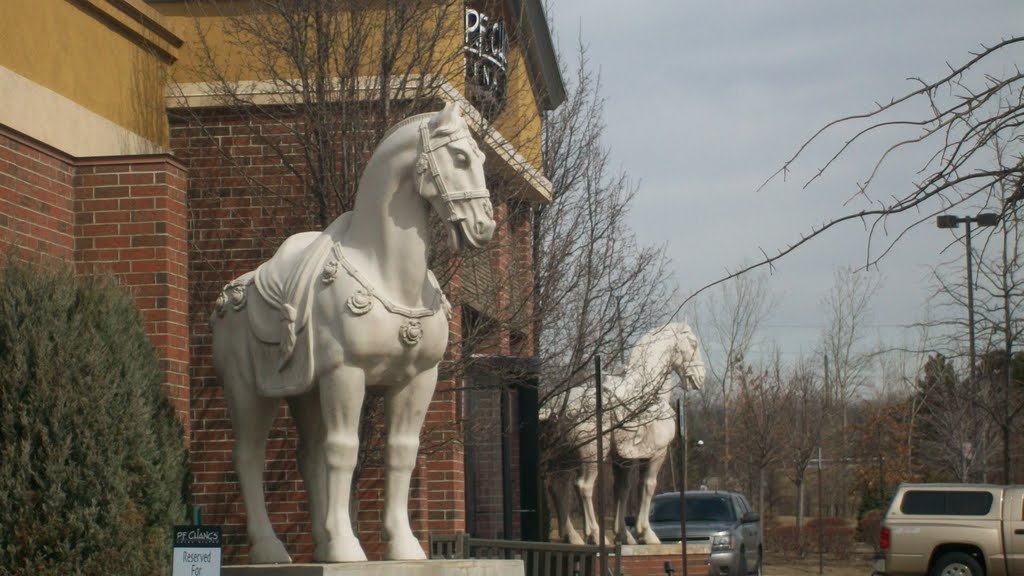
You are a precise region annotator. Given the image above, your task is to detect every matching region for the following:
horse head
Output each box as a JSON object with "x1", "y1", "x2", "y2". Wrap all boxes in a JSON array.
[
  {"x1": 414, "y1": 102, "x2": 496, "y2": 251},
  {"x1": 627, "y1": 321, "x2": 706, "y2": 395},
  {"x1": 667, "y1": 322, "x2": 706, "y2": 391}
]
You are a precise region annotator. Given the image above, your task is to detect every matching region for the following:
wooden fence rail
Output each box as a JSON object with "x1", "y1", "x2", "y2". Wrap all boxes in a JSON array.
[{"x1": 429, "y1": 534, "x2": 622, "y2": 576}]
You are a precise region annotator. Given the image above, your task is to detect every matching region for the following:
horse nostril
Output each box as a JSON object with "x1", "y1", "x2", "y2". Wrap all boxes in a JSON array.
[{"x1": 475, "y1": 219, "x2": 496, "y2": 237}]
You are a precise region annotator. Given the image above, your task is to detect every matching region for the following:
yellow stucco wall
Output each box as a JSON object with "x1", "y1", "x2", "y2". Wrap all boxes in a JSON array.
[
  {"x1": 153, "y1": 1, "x2": 544, "y2": 178},
  {"x1": 494, "y1": 45, "x2": 543, "y2": 171},
  {"x1": 0, "y1": 0, "x2": 180, "y2": 149},
  {"x1": 155, "y1": 1, "x2": 463, "y2": 90}
]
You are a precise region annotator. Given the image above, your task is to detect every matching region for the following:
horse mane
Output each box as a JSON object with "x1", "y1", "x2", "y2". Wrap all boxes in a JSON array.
[
  {"x1": 379, "y1": 103, "x2": 467, "y2": 143},
  {"x1": 626, "y1": 321, "x2": 695, "y2": 372},
  {"x1": 380, "y1": 112, "x2": 434, "y2": 141}
]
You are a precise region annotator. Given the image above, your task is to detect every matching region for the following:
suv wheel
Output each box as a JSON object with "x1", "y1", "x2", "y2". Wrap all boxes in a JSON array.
[
  {"x1": 737, "y1": 546, "x2": 747, "y2": 576},
  {"x1": 931, "y1": 552, "x2": 983, "y2": 576},
  {"x1": 751, "y1": 547, "x2": 763, "y2": 576}
]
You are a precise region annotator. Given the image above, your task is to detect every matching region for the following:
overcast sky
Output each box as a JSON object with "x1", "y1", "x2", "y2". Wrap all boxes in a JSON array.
[{"x1": 546, "y1": 1, "x2": 1024, "y2": 365}]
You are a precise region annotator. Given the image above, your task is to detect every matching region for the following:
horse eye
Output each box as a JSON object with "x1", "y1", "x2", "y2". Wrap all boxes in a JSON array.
[{"x1": 453, "y1": 151, "x2": 470, "y2": 167}]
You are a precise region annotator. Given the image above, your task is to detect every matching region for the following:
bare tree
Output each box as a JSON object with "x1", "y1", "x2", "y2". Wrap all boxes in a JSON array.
[
  {"x1": 531, "y1": 44, "x2": 682, "y2": 544},
  {"x1": 819, "y1": 266, "x2": 878, "y2": 516},
  {"x1": 694, "y1": 272, "x2": 775, "y2": 483},
  {"x1": 923, "y1": 139, "x2": 1024, "y2": 481},
  {"x1": 876, "y1": 333, "x2": 932, "y2": 484},
  {"x1": 680, "y1": 37, "x2": 1024, "y2": 306},
  {"x1": 172, "y1": 0, "x2": 472, "y2": 228},
  {"x1": 535, "y1": 42, "x2": 677, "y2": 453},
  {"x1": 732, "y1": 346, "x2": 790, "y2": 517},
  {"x1": 780, "y1": 356, "x2": 824, "y2": 551},
  {"x1": 970, "y1": 161, "x2": 1024, "y2": 482},
  {"x1": 915, "y1": 353, "x2": 998, "y2": 481}
]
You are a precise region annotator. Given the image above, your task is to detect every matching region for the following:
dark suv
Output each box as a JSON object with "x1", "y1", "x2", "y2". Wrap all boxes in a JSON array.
[{"x1": 646, "y1": 490, "x2": 763, "y2": 576}]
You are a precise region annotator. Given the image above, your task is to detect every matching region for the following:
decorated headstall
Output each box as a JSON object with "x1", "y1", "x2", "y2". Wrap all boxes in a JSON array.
[{"x1": 415, "y1": 120, "x2": 489, "y2": 221}]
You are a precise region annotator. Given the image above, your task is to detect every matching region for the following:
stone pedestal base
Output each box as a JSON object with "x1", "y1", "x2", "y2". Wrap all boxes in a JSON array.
[{"x1": 222, "y1": 560, "x2": 523, "y2": 576}]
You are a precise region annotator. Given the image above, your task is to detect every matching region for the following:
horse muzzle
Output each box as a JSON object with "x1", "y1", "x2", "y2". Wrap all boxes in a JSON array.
[{"x1": 448, "y1": 197, "x2": 496, "y2": 250}]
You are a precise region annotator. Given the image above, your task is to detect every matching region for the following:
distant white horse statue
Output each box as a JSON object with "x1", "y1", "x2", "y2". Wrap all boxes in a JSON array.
[
  {"x1": 211, "y1": 103, "x2": 495, "y2": 563},
  {"x1": 543, "y1": 322, "x2": 706, "y2": 545}
]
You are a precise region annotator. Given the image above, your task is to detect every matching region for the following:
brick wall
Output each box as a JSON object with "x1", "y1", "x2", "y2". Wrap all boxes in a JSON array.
[
  {"x1": 171, "y1": 111, "x2": 315, "y2": 562},
  {"x1": 617, "y1": 547, "x2": 711, "y2": 576},
  {"x1": 73, "y1": 157, "x2": 190, "y2": 431},
  {"x1": 0, "y1": 124, "x2": 191, "y2": 434},
  {"x1": 0, "y1": 128, "x2": 75, "y2": 261}
]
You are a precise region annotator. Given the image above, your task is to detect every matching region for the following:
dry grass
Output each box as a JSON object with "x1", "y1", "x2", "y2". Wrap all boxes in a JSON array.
[{"x1": 765, "y1": 541, "x2": 874, "y2": 576}]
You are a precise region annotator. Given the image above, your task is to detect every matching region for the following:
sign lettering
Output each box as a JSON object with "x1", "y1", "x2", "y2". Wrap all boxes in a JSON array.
[
  {"x1": 465, "y1": 8, "x2": 507, "y2": 115},
  {"x1": 172, "y1": 526, "x2": 221, "y2": 576}
]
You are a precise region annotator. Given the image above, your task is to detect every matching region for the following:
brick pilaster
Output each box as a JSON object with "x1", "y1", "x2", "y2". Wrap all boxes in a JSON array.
[{"x1": 73, "y1": 156, "x2": 191, "y2": 437}]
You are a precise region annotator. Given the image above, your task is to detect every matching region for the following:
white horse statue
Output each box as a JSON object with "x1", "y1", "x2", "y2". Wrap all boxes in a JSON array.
[
  {"x1": 543, "y1": 321, "x2": 706, "y2": 545},
  {"x1": 210, "y1": 103, "x2": 495, "y2": 563}
]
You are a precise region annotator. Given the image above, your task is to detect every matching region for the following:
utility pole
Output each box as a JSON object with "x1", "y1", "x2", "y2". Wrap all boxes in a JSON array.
[
  {"x1": 595, "y1": 356, "x2": 606, "y2": 576},
  {"x1": 677, "y1": 395, "x2": 688, "y2": 576}
]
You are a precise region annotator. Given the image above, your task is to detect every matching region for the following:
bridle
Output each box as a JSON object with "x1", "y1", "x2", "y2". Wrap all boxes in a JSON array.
[
  {"x1": 416, "y1": 121, "x2": 490, "y2": 222},
  {"x1": 676, "y1": 337, "x2": 705, "y2": 388}
]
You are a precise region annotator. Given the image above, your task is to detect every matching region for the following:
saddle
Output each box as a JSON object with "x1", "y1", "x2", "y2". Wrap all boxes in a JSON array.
[
  {"x1": 249, "y1": 214, "x2": 352, "y2": 354},
  {"x1": 208, "y1": 214, "x2": 351, "y2": 398}
]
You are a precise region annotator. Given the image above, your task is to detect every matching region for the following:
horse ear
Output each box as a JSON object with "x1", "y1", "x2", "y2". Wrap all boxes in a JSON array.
[{"x1": 429, "y1": 101, "x2": 460, "y2": 133}]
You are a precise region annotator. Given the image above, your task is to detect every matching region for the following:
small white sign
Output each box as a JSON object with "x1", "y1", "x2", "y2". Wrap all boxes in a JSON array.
[{"x1": 173, "y1": 526, "x2": 221, "y2": 576}]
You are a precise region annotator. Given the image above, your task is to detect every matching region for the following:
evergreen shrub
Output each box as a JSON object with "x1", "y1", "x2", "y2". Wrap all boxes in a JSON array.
[{"x1": 0, "y1": 261, "x2": 186, "y2": 575}]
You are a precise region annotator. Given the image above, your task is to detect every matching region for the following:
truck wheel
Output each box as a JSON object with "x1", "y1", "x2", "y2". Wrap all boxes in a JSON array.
[{"x1": 931, "y1": 552, "x2": 983, "y2": 576}]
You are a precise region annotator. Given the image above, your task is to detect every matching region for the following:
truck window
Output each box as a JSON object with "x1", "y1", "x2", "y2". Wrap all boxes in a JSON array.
[
  {"x1": 900, "y1": 490, "x2": 994, "y2": 515},
  {"x1": 948, "y1": 491, "x2": 994, "y2": 515}
]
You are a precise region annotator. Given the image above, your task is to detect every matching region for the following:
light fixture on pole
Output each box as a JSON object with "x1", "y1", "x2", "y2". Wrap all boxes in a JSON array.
[{"x1": 936, "y1": 212, "x2": 1000, "y2": 378}]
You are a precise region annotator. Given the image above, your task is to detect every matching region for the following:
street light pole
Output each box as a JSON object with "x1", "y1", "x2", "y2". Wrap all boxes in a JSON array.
[
  {"x1": 677, "y1": 394, "x2": 688, "y2": 576},
  {"x1": 965, "y1": 217, "x2": 977, "y2": 379},
  {"x1": 936, "y1": 212, "x2": 1000, "y2": 379}
]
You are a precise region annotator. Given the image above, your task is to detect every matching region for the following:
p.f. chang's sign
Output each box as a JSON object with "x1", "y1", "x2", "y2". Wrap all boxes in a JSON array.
[{"x1": 465, "y1": 8, "x2": 507, "y2": 116}]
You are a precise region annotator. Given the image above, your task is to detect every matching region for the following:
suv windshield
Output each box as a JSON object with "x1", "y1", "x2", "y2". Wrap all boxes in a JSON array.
[{"x1": 650, "y1": 495, "x2": 737, "y2": 523}]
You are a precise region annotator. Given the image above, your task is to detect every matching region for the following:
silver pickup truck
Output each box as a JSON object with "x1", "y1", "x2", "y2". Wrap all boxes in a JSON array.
[{"x1": 874, "y1": 483, "x2": 1024, "y2": 576}]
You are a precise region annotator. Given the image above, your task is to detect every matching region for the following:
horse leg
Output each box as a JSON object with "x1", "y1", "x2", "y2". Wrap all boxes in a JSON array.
[
  {"x1": 318, "y1": 365, "x2": 367, "y2": 562},
  {"x1": 546, "y1": 473, "x2": 583, "y2": 544},
  {"x1": 287, "y1": 389, "x2": 329, "y2": 560},
  {"x1": 635, "y1": 449, "x2": 667, "y2": 544},
  {"x1": 223, "y1": 382, "x2": 290, "y2": 564},
  {"x1": 381, "y1": 368, "x2": 437, "y2": 560},
  {"x1": 612, "y1": 461, "x2": 638, "y2": 545},
  {"x1": 574, "y1": 460, "x2": 603, "y2": 545}
]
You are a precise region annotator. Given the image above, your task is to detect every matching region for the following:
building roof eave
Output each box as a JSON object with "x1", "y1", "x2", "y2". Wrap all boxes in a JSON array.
[
  {"x1": 167, "y1": 76, "x2": 553, "y2": 203},
  {"x1": 507, "y1": 0, "x2": 566, "y2": 111}
]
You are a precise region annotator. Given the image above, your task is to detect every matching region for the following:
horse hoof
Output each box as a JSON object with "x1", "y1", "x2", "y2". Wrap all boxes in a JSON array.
[
  {"x1": 638, "y1": 531, "x2": 662, "y2": 545},
  {"x1": 625, "y1": 532, "x2": 638, "y2": 546},
  {"x1": 566, "y1": 533, "x2": 586, "y2": 546},
  {"x1": 249, "y1": 537, "x2": 292, "y2": 564},
  {"x1": 319, "y1": 540, "x2": 367, "y2": 563},
  {"x1": 385, "y1": 535, "x2": 426, "y2": 560}
]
